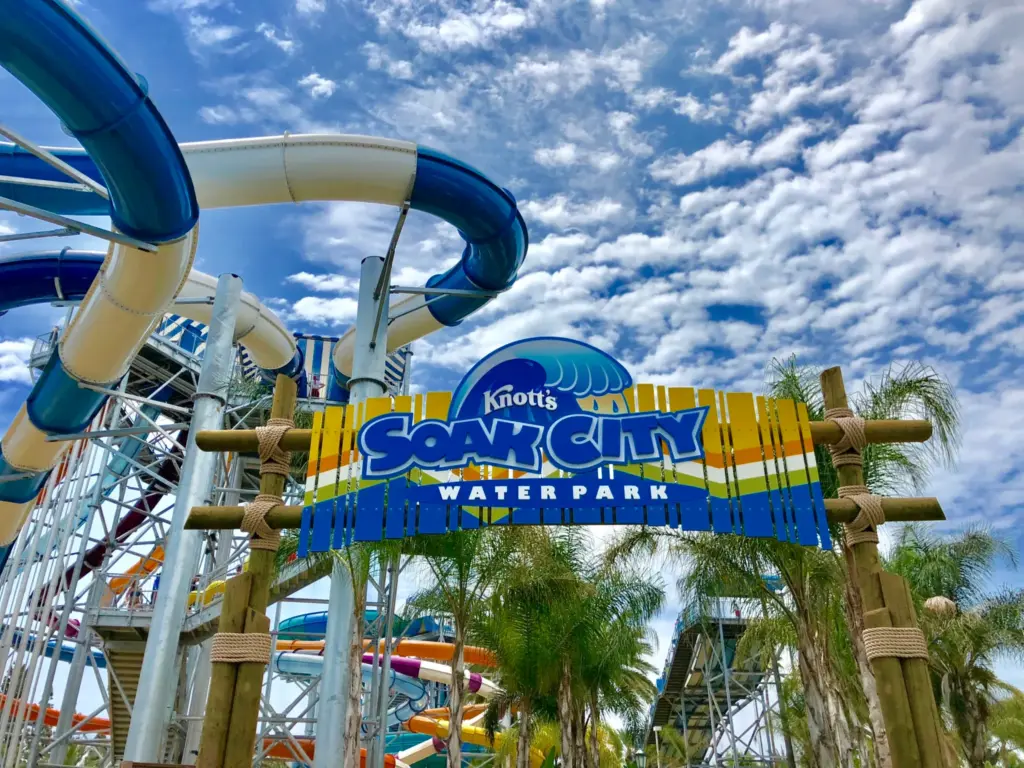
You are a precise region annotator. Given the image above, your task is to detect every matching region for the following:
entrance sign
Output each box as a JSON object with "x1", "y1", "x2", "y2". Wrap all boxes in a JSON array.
[{"x1": 298, "y1": 338, "x2": 831, "y2": 554}]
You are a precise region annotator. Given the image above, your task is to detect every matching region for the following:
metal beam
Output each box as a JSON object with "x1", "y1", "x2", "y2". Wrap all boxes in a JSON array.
[
  {"x1": 44, "y1": 423, "x2": 189, "y2": 442},
  {"x1": 0, "y1": 195, "x2": 157, "y2": 252},
  {"x1": 0, "y1": 123, "x2": 110, "y2": 199}
]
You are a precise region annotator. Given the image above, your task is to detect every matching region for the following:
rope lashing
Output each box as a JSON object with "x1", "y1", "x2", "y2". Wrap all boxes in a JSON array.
[
  {"x1": 256, "y1": 417, "x2": 293, "y2": 477},
  {"x1": 824, "y1": 406, "x2": 867, "y2": 467},
  {"x1": 863, "y1": 626, "x2": 929, "y2": 661},
  {"x1": 825, "y1": 407, "x2": 885, "y2": 545},
  {"x1": 210, "y1": 632, "x2": 272, "y2": 664},
  {"x1": 838, "y1": 484, "x2": 885, "y2": 545},
  {"x1": 241, "y1": 494, "x2": 282, "y2": 551},
  {"x1": 240, "y1": 416, "x2": 294, "y2": 551}
]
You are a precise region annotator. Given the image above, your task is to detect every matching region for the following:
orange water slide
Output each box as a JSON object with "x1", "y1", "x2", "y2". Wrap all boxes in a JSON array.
[
  {"x1": 108, "y1": 545, "x2": 164, "y2": 595},
  {"x1": 0, "y1": 693, "x2": 107, "y2": 733},
  {"x1": 271, "y1": 639, "x2": 496, "y2": 667},
  {"x1": 406, "y1": 715, "x2": 543, "y2": 768},
  {"x1": 0, "y1": 695, "x2": 401, "y2": 766}
]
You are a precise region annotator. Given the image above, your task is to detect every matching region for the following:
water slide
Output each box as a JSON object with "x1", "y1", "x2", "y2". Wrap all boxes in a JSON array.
[
  {"x1": 0, "y1": 137, "x2": 525, "y2": 572},
  {"x1": 0, "y1": 4, "x2": 526, "y2": 765}
]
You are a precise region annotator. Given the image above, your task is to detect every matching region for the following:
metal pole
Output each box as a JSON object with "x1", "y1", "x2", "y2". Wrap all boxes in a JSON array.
[
  {"x1": 373, "y1": 554, "x2": 400, "y2": 768},
  {"x1": 123, "y1": 273, "x2": 243, "y2": 762},
  {"x1": 315, "y1": 256, "x2": 389, "y2": 768}
]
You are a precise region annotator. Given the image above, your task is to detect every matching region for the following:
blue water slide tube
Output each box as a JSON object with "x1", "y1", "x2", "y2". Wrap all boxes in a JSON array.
[
  {"x1": 4, "y1": 628, "x2": 106, "y2": 668},
  {"x1": 0, "y1": 142, "x2": 529, "y2": 402},
  {"x1": 0, "y1": 0, "x2": 199, "y2": 570}
]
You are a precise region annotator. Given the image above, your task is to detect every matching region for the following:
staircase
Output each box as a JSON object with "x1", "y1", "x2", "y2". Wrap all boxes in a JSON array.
[{"x1": 106, "y1": 644, "x2": 146, "y2": 761}]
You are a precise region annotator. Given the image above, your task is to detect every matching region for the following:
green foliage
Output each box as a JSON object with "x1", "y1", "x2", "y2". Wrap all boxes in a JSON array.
[{"x1": 888, "y1": 525, "x2": 1024, "y2": 766}]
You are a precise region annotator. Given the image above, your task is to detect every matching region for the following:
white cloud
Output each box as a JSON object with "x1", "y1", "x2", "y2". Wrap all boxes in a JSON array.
[
  {"x1": 186, "y1": 13, "x2": 242, "y2": 47},
  {"x1": 533, "y1": 142, "x2": 622, "y2": 171},
  {"x1": 372, "y1": 0, "x2": 541, "y2": 52},
  {"x1": 290, "y1": 296, "x2": 358, "y2": 326},
  {"x1": 712, "y1": 22, "x2": 794, "y2": 73},
  {"x1": 521, "y1": 195, "x2": 627, "y2": 229},
  {"x1": 507, "y1": 35, "x2": 664, "y2": 100},
  {"x1": 363, "y1": 43, "x2": 414, "y2": 79},
  {"x1": 298, "y1": 72, "x2": 337, "y2": 99},
  {"x1": 296, "y1": 0, "x2": 325, "y2": 14},
  {"x1": 286, "y1": 272, "x2": 357, "y2": 293},
  {"x1": 257, "y1": 23, "x2": 296, "y2": 53},
  {"x1": 533, "y1": 143, "x2": 579, "y2": 167},
  {"x1": 0, "y1": 339, "x2": 33, "y2": 385},
  {"x1": 649, "y1": 139, "x2": 754, "y2": 185},
  {"x1": 198, "y1": 105, "x2": 237, "y2": 124}
]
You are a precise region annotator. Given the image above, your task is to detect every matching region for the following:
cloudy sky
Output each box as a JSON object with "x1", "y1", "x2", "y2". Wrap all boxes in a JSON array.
[{"x1": 1, "y1": 0, "x2": 1022, "y2": 698}]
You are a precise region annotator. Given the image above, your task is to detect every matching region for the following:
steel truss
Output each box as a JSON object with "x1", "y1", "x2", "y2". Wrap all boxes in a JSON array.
[{"x1": 649, "y1": 599, "x2": 792, "y2": 767}]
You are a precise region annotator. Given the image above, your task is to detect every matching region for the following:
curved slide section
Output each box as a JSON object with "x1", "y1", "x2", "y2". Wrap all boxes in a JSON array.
[
  {"x1": 274, "y1": 652, "x2": 430, "y2": 728},
  {"x1": 405, "y1": 715, "x2": 543, "y2": 768},
  {"x1": 0, "y1": 696, "x2": 407, "y2": 767},
  {"x1": 0, "y1": 134, "x2": 529, "y2": 389},
  {"x1": 4, "y1": 629, "x2": 106, "y2": 668},
  {"x1": 0, "y1": 251, "x2": 296, "y2": 375},
  {"x1": 0, "y1": 1, "x2": 200, "y2": 557}
]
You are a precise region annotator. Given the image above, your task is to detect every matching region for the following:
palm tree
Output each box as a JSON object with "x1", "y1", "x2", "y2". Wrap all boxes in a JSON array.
[
  {"x1": 608, "y1": 358, "x2": 961, "y2": 768},
  {"x1": 886, "y1": 525, "x2": 1024, "y2": 767},
  {"x1": 538, "y1": 529, "x2": 663, "y2": 768},
  {"x1": 404, "y1": 527, "x2": 527, "y2": 768},
  {"x1": 476, "y1": 528, "x2": 662, "y2": 768},
  {"x1": 330, "y1": 539, "x2": 402, "y2": 768}
]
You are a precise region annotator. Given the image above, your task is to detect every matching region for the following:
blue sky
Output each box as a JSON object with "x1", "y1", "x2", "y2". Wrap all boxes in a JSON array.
[{"x1": 1, "y1": 0, "x2": 1023, "y2": 691}]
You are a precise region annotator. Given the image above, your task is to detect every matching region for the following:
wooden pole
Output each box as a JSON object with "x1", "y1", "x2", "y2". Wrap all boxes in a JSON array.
[
  {"x1": 222, "y1": 374, "x2": 297, "y2": 768},
  {"x1": 820, "y1": 366, "x2": 944, "y2": 768},
  {"x1": 194, "y1": 418, "x2": 933, "y2": 455},
  {"x1": 185, "y1": 495, "x2": 945, "y2": 532},
  {"x1": 193, "y1": 375, "x2": 297, "y2": 768},
  {"x1": 196, "y1": 574, "x2": 252, "y2": 768}
]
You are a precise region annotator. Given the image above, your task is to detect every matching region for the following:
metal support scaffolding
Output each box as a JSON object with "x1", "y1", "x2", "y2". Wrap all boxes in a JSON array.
[
  {"x1": 123, "y1": 274, "x2": 243, "y2": 762},
  {"x1": 316, "y1": 255, "x2": 391, "y2": 768}
]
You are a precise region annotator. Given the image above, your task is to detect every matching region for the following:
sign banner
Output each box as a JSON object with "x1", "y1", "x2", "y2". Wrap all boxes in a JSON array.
[{"x1": 299, "y1": 338, "x2": 831, "y2": 554}]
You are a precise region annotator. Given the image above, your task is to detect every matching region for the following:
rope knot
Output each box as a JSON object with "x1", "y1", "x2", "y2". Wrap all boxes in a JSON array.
[
  {"x1": 838, "y1": 484, "x2": 885, "y2": 545},
  {"x1": 825, "y1": 406, "x2": 867, "y2": 468},
  {"x1": 242, "y1": 494, "x2": 283, "y2": 551},
  {"x1": 256, "y1": 417, "x2": 294, "y2": 477}
]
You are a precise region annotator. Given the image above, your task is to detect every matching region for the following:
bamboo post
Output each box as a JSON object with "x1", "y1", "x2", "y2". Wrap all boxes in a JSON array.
[
  {"x1": 820, "y1": 366, "x2": 944, "y2": 768},
  {"x1": 194, "y1": 374, "x2": 297, "y2": 768}
]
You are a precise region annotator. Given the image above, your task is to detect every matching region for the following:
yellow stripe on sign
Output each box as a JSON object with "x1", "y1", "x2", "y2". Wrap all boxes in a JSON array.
[
  {"x1": 795, "y1": 402, "x2": 821, "y2": 481},
  {"x1": 718, "y1": 391, "x2": 741, "y2": 514},
  {"x1": 756, "y1": 396, "x2": 784, "y2": 496},
  {"x1": 304, "y1": 410, "x2": 324, "y2": 505},
  {"x1": 725, "y1": 393, "x2": 767, "y2": 486}
]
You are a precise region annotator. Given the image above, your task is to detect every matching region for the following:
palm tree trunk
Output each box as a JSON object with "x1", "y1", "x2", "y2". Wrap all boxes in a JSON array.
[
  {"x1": 446, "y1": 622, "x2": 465, "y2": 768},
  {"x1": 588, "y1": 691, "x2": 600, "y2": 768},
  {"x1": 574, "y1": 706, "x2": 587, "y2": 767},
  {"x1": 795, "y1": 623, "x2": 839, "y2": 768},
  {"x1": 344, "y1": 570, "x2": 368, "y2": 768},
  {"x1": 842, "y1": 550, "x2": 892, "y2": 768},
  {"x1": 558, "y1": 659, "x2": 575, "y2": 768},
  {"x1": 964, "y1": 693, "x2": 988, "y2": 768},
  {"x1": 827, "y1": 685, "x2": 856, "y2": 768},
  {"x1": 516, "y1": 702, "x2": 532, "y2": 768}
]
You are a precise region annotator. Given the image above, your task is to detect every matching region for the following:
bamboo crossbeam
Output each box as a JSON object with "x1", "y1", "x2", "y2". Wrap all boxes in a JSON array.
[
  {"x1": 186, "y1": 496, "x2": 944, "y2": 531},
  {"x1": 194, "y1": 418, "x2": 933, "y2": 454}
]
